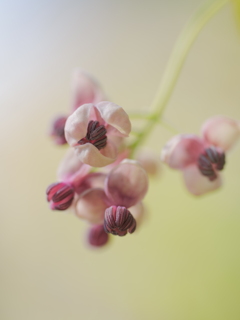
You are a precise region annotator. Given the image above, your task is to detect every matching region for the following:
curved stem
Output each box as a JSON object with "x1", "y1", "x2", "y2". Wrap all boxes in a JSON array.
[{"x1": 129, "y1": 0, "x2": 228, "y2": 155}]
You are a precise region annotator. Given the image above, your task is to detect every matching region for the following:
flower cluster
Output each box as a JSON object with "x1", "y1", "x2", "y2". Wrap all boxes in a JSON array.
[
  {"x1": 47, "y1": 71, "x2": 149, "y2": 248},
  {"x1": 47, "y1": 70, "x2": 240, "y2": 249}
]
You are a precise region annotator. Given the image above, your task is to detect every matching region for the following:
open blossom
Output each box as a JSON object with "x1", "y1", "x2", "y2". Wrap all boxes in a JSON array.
[
  {"x1": 161, "y1": 116, "x2": 240, "y2": 195},
  {"x1": 73, "y1": 160, "x2": 148, "y2": 236},
  {"x1": 65, "y1": 102, "x2": 131, "y2": 167},
  {"x1": 49, "y1": 70, "x2": 106, "y2": 145}
]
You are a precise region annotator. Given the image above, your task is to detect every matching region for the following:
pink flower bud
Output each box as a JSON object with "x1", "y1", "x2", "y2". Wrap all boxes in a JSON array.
[
  {"x1": 46, "y1": 182, "x2": 74, "y2": 210},
  {"x1": 104, "y1": 206, "x2": 136, "y2": 237},
  {"x1": 49, "y1": 116, "x2": 67, "y2": 145},
  {"x1": 105, "y1": 160, "x2": 148, "y2": 208},
  {"x1": 70, "y1": 69, "x2": 106, "y2": 112},
  {"x1": 74, "y1": 188, "x2": 108, "y2": 224},
  {"x1": 136, "y1": 149, "x2": 160, "y2": 176},
  {"x1": 87, "y1": 225, "x2": 109, "y2": 247}
]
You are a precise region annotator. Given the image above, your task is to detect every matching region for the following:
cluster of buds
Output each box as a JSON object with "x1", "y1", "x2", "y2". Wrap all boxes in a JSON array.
[{"x1": 47, "y1": 70, "x2": 240, "y2": 249}]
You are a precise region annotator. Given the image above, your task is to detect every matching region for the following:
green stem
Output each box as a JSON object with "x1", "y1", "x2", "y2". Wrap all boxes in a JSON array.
[{"x1": 129, "y1": 0, "x2": 228, "y2": 155}]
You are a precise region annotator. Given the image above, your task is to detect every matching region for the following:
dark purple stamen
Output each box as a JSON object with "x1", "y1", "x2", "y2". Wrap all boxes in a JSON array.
[
  {"x1": 197, "y1": 146, "x2": 225, "y2": 181},
  {"x1": 78, "y1": 120, "x2": 107, "y2": 150},
  {"x1": 104, "y1": 206, "x2": 136, "y2": 237},
  {"x1": 46, "y1": 182, "x2": 74, "y2": 211}
]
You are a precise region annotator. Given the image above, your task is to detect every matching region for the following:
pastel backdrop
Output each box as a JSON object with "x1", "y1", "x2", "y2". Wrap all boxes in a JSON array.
[{"x1": 1, "y1": 0, "x2": 240, "y2": 319}]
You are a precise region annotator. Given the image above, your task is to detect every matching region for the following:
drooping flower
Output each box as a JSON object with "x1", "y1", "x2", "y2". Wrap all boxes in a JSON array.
[
  {"x1": 161, "y1": 116, "x2": 240, "y2": 195},
  {"x1": 70, "y1": 69, "x2": 106, "y2": 113},
  {"x1": 49, "y1": 70, "x2": 106, "y2": 145},
  {"x1": 65, "y1": 102, "x2": 131, "y2": 167},
  {"x1": 73, "y1": 160, "x2": 148, "y2": 236}
]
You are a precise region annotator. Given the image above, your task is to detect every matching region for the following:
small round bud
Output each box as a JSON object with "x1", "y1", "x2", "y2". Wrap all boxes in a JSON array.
[{"x1": 87, "y1": 225, "x2": 109, "y2": 247}]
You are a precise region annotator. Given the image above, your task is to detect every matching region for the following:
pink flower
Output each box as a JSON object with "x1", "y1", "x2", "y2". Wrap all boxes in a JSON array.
[
  {"x1": 73, "y1": 160, "x2": 148, "y2": 236},
  {"x1": 161, "y1": 116, "x2": 240, "y2": 195},
  {"x1": 70, "y1": 69, "x2": 106, "y2": 112},
  {"x1": 49, "y1": 70, "x2": 106, "y2": 145},
  {"x1": 65, "y1": 102, "x2": 131, "y2": 167}
]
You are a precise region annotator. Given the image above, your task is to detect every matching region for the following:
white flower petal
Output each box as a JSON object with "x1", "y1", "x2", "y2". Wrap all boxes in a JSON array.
[
  {"x1": 57, "y1": 148, "x2": 85, "y2": 181},
  {"x1": 65, "y1": 103, "x2": 93, "y2": 146},
  {"x1": 74, "y1": 141, "x2": 117, "y2": 167},
  {"x1": 183, "y1": 165, "x2": 222, "y2": 196},
  {"x1": 96, "y1": 101, "x2": 131, "y2": 136},
  {"x1": 201, "y1": 116, "x2": 240, "y2": 151}
]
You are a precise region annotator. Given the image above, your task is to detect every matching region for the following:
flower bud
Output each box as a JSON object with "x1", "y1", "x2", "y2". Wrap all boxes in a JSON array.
[
  {"x1": 104, "y1": 206, "x2": 136, "y2": 236},
  {"x1": 50, "y1": 116, "x2": 67, "y2": 145},
  {"x1": 46, "y1": 182, "x2": 74, "y2": 210},
  {"x1": 87, "y1": 225, "x2": 109, "y2": 247}
]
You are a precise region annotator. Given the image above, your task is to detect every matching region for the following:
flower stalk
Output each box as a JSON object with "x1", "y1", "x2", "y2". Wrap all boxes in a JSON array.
[{"x1": 129, "y1": 0, "x2": 228, "y2": 156}]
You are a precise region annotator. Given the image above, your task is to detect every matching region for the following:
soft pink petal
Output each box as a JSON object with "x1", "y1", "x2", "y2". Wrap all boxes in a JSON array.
[
  {"x1": 74, "y1": 188, "x2": 108, "y2": 224},
  {"x1": 57, "y1": 148, "x2": 87, "y2": 181},
  {"x1": 161, "y1": 135, "x2": 205, "y2": 169},
  {"x1": 183, "y1": 165, "x2": 222, "y2": 196},
  {"x1": 96, "y1": 101, "x2": 131, "y2": 137},
  {"x1": 74, "y1": 141, "x2": 118, "y2": 167},
  {"x1": 129, "y1": 202, "x2": 145, "y2": 228},
  {"x1": 74, "y1": 172, "x2": 107, "y2": 196},
  {"x1": 136, "y1": 148, "x2": 160, "y2": 176},
  {"x1": 70, "y1": 69, "x2": 106, "y2": 112},
  {"x1": 201, "y1": 116, "x2": 240, "y2": 151},
  {"x1": 105, "y1": 159, "x2": 148, "y2": 208},
  {"x1": 65, "y1": 103, "x2": 93, "y2": 146}
]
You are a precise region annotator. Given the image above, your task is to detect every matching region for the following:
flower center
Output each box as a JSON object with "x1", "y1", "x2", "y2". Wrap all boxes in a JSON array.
[
  {"x1": 78, "y1": 120, "x2": 107, "y2": 150},
  {"x1": 197, "y1": 146, "x2": 225, "y2": 181}
]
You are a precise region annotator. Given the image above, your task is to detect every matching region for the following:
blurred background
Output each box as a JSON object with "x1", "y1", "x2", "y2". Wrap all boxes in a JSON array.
[{"x1": 1, "y1": 0, "x2": 240, "y2": 319}]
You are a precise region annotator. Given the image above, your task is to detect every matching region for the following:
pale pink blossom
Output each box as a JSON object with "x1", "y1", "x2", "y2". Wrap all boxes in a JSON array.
[
  {"x1": 65, "y1": 102, "x2": 131, "y2": 167},
  {"x1": 73, "y1": 160, "x2": 148, "y2": 235},
  {"x1": 70, "y1": 69, "x2": 106, "y2": 112},
  {"x1": 49, "y1": 70, "x2": 106, "y2": 145},
  {"x1": 136, "y1": 148, "x2": 160, "y2": 176},
  {"x1": 161, "y1": 116, "x2": 240, "y2": 195}
]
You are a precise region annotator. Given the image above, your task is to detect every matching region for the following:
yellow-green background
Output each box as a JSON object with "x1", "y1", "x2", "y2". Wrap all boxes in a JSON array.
[{"x1": 1, "y1": 0, "x2": 240, "y2": 319}]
